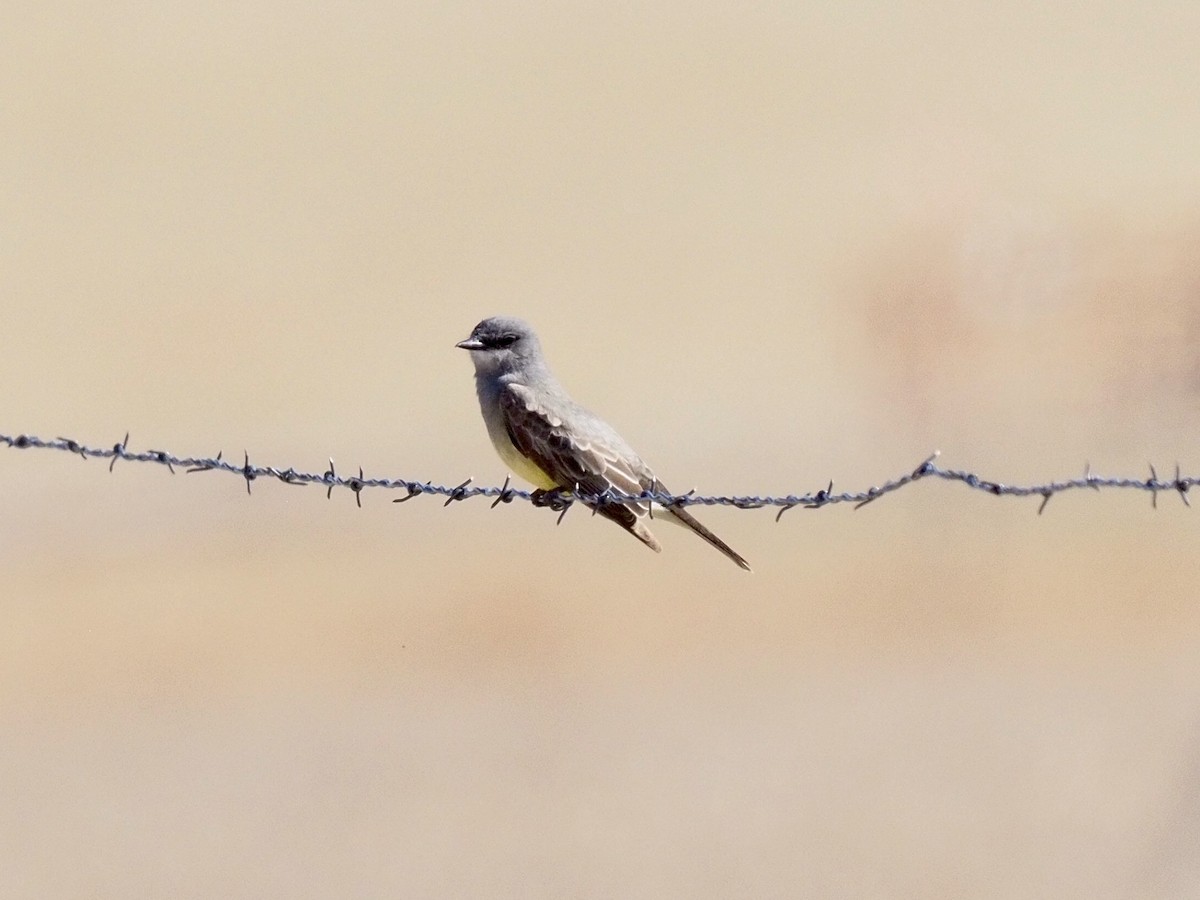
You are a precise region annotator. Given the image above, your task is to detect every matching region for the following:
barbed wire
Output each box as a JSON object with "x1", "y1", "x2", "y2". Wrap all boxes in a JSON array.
[{"x1": 2, "y1": 431, "x2": 1194, "y2": 520}]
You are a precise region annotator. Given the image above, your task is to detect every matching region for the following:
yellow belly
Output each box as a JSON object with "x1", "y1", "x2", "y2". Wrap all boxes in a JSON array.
[{"x1": 489, "y1": 427, "x2": 559, "y2": 490}]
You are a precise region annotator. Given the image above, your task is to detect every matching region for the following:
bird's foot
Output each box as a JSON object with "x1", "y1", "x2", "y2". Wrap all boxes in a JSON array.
[{"x1": 531, "y1": 487, "x2": 574, "y2": 512}]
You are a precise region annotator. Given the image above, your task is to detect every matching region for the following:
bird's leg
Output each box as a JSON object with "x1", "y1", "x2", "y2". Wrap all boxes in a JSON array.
[{"x1": 531, "y1": 487, "x2": 574, "y2": 512}]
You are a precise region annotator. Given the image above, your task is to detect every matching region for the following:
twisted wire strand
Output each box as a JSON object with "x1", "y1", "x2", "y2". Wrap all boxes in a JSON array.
[{"x1": 2, "y1": 431, "x2": 1194, "y2": 515}]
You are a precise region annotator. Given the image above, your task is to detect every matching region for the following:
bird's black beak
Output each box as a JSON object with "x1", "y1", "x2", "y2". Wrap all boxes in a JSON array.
[{"x1": 455, "y1": 337, "x2": 485, "y2": 350}]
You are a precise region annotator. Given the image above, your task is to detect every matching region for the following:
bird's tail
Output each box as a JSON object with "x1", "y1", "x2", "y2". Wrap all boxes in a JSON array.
[{"x1": 664, "y1": 505, "x2": 752, "y2": 572}]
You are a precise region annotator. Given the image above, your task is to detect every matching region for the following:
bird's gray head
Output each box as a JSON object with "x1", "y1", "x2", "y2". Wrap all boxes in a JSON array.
[{"x1": 455, "y1": 316, "x2": 544, "y2": 376}]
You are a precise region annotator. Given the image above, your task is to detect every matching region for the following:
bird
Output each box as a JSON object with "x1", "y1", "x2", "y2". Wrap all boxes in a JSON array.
[{"x1": 456, "y1": 316, "x2": 751, "y2": 570}]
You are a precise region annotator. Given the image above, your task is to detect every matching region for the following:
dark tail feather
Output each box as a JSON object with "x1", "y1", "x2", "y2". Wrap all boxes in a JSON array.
[
  {"x1": 595, "y1": 499, "x2": 663, "y2": 553},
  {"x1": 667, "y1": 506, "x2": 752, "y2": 572}
]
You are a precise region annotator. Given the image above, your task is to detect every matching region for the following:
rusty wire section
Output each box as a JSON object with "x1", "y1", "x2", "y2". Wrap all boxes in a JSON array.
[{"x1": 2, "y1": 431, "x2": 1194, "y2": 519}]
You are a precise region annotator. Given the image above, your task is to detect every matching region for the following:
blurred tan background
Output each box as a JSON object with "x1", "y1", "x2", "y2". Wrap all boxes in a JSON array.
[{"x1": 4, "y1": 2, "x2": 1200, "y2": 897}]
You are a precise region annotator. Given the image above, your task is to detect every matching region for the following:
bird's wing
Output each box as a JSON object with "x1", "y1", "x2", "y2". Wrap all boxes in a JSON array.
[
  {"x1": 499, "y1": 383, "x2": 646, "y2": 498},
  {"x1": 499, "y1": 383, "x2": 659, "y2": 547}
]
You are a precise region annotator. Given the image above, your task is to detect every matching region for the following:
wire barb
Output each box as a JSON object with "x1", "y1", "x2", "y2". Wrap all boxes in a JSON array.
[
  {"x1": 443, "y1": 477, "x2": 473, "y2": 507},
  {"x1": 324, "y1": 459, "x2": 338, "y2": 499},
  {"x1": 275, "y1": 467, "x2": 306, "y2": 487},
  {"x1": 588, "y1": 488, "x2": 611, "y2": 516},
  {"x1": 109, "y1": 432, "x2": 129, "y2": 473},
  {"x1": 806, "y1": 480, "x2": 834, "y2": 509},
  {"x1": 913, "y1": 451, "x2": 940, "y2": 477},
  {"x1": 392, "y1": 482, "x2": 427, "y2": 504},
  {"x1": 186, "y1": 450, "x2": 223, "y2": 474},
  {"x1": 58, "y1": 438, "x2": 87, "y2": 460},
  {"x1": 151, "y1": 450, "x2": 175, "y2": 474},
  {"x1": 241, "y1": 451, "x2": 255, "y2": 495},
  {"x1": 854, "y1": 489, "x2": 880, "y2": 510},
  {"x1": 775, "y1": 500, "x2": 799, "y2": 522},
  {"x1": 669, "y1": 488, "x2": 697, "y2": 510},
  {"x1": 491, "y1": 475, "x2": 516, "y2": 508}
]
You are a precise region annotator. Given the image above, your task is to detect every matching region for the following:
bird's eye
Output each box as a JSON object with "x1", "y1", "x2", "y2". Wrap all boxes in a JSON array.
[{"x1": 491, "y1": 333, "x2": 519, "y2": 348}]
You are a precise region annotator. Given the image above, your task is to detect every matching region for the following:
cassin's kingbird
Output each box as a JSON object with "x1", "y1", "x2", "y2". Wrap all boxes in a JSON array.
[{"x1": 457, "y1": 316, "x2": 751, "y2": 571}]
